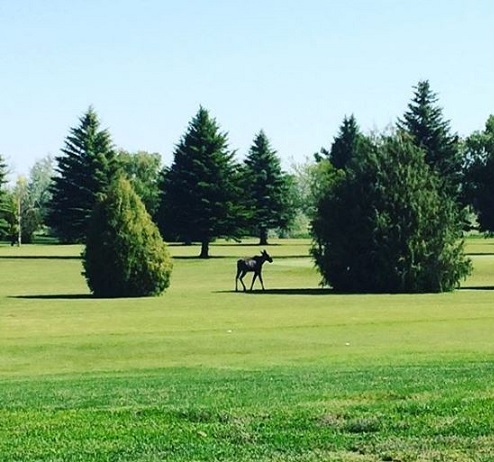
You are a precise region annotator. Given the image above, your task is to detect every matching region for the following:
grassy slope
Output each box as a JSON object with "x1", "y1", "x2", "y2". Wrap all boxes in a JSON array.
[{"x1": 1, "y1": 239, "x2": 493, "y2": 461}]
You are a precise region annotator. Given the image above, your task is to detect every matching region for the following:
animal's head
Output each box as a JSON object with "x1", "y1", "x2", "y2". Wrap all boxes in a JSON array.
[{"x1": 262, "y1": 249, "x2": 273, "y2": 263}]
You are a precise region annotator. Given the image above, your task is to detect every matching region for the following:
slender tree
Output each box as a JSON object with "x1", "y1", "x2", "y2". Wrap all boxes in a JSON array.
[
  {"x1": 311, "y1": 134, "x2": 471, "y2": 293},
  {"x1": 397, "y1": 80, "x2": 461, "y2": 193},
  {"x1": 47, "y1": 107, "x2": 118, "y2": 243},
  {"x1": 157, "y1": 107, "x2": 243, "y2": 258},
  {"x1": 242, "y1": 130, "x2": 295, "y2": 245},
  {"x1": 17, "y1": 156, "x2": 54, "y2": 243},
  {"x1": 83, "y1": 176, "x2": 173, "y2": 297}
]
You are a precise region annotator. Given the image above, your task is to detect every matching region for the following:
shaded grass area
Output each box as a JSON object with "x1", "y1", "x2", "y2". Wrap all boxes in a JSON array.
[{"x1": 2, "y1": 363, "x2": 494, "y2": 461}]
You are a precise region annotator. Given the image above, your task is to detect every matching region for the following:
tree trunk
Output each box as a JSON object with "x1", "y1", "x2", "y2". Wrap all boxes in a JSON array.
[
  {"x1": 259, "y1": 227, "x2": 269, "y2": 246},
  {"x1": 199, "y1": 240, "x2": 209, "y2": 258}
]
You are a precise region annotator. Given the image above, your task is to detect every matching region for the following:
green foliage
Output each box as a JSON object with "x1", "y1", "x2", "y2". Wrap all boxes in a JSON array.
[
  {"x1": 0, "y1": 154, "x2": 10, "y2": 238},
  {"x1": 20, "y1": 155, "x2": 54, "y2": 242},
  {"x1": 117, "y1": 150, "x2": 162, "y2": 216},
  {"x1": 48, "y1": 107, "x2": 118, "y2": 243},
  {"x1": 398, "y1": 80, "x2": 462, "y2": 193},
  {"x1": 463, "y1": 115, "x2": 494, "y2": 232},
  {"x1": 290, "y1": 157, "x2": 343, "y2": 226},
  {"x1": 157, "y1": 107, "x2": 243, "y2": 257},
  {"x1": 0, "y1": 192, "x2": 18, "y2": 243},
  {"x1": 242, "y1": 130, "x2": 296, "y2": 244},
  {"x1": 319, "y1": 114, "x2": 367, "y2": 170},
  {"x1": 82, "y1": 176, "x2": 173, "y2": 297},
  {"x1": 311, "y1": 135, "x2": 472, "y2": 293},
  {"x1": 7, "y1": 162, "x2": 54, "y2": 244}
]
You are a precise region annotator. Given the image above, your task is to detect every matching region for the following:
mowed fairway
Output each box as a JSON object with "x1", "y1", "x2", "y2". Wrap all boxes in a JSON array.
[{"x1": 1, "y1": 239, "x2": 494, "y2": 461}]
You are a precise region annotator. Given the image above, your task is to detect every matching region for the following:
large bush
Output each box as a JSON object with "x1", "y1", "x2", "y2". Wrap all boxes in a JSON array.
[
  {"x1": 311, "y1": 135, "x2": 471, "y2": 293},
  {"x1": 82, "y1": 177, "x2": 173, "y2": 297}
]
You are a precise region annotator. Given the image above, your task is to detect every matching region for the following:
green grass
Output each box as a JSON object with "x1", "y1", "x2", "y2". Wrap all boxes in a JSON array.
[{"x1": 1, "y1": 238, "x2": 494, "y2": 460}]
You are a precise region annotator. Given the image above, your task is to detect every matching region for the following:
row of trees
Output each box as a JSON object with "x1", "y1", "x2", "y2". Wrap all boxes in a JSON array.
[
  {"x1": 41, "y1": 106, "x2": 294, "y2": 258},
  {"x1": 1, "y1": 79, "x2": 493, "y2": 294},
  {"x1": 0, "y1": 156, "x2": 54, "y2": 244}
]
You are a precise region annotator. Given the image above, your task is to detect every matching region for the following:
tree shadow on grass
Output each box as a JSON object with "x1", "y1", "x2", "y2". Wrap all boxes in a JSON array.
[
  {"x1": 0, "y1": 255, "x2": 81, "y2": 260},
  {"x1": 216, "y1": 288, "x2": 335, "y2": 295},
  {"x1": 459, "y1": 286, "x2": 494, "y2": 291},
  {"x1": 172, "y1": 256, "x2": 229, "y2": 260},
  {"x1": 11, "y1": 294, "x2": 93, "y2": 300}
]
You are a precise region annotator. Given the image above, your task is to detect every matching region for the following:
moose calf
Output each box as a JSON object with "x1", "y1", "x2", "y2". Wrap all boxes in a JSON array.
[{"x1": 235, "y1": 250, "x2": 273, "y2": 292}]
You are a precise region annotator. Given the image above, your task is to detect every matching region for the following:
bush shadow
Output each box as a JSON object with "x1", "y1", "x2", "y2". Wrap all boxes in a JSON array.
[
  {"x1": 11, "y1": 294, "x2": 93, "y2": 300},
  {"x1": 0, "y1": 255, "x2": 80, "y2": 260}
]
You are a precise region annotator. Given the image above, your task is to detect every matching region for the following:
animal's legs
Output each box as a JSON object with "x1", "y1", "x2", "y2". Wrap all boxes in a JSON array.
[
  {"x1": 239, "y1": 271, "x2": 247, "y2": 291},
  {"x1": 258, "y1": 272, "x2": 265, "y2": 290},
  {"x1": 250, "y1": 272, "x2": 258, "y2": 291},
  {"x1": 235, "y1": 268, "x2": 241, "y2": 291}
]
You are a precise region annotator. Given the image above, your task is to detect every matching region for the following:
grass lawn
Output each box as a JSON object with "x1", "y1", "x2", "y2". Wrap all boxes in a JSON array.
[{"x1": 1, "y1": 238, "x2": 493, "y2": 461}]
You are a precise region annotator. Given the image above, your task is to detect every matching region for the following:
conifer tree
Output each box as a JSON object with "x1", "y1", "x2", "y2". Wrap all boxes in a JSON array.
[
  {"x1": 157, "y1": 107, "x2": 243, "y2": 258},
  {"x1": 48, "y1": 107, "x2": 117, "y2": 243},
  {"x1": 321, "y1": 115, "x2": 366, "y2": 170},
  {"x1": 311, "y1": 134, "x2": 471, "y2": 293},
  {"x1": 242, "y1": 130, "x2": 295, "y2": 244},
  {"x1": 82, "y1": 176, "x2": 173, "y2": 297},
  {"x1": 398, "y1": 80, "x2": 461, "y2": 193}
]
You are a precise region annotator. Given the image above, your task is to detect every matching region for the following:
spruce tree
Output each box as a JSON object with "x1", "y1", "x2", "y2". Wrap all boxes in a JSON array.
[
  {"x1": 157, "y1": 107, "x2": 243, "y2": 258},
  {"x1": 398, "y1": 80, "x2": 461, "y2": 193},
  {"x1": 48, "y1": 107, "x2": 117, "y2": 243},
  {"x1": 242, "y1": 130, "x2": 295, "y2": 245},
  {"x1": 82, "y1": 176, "x2": 173, "y2": 298},
  {"x1": 322, "y1": 115, "x2": 366, "y2": 170},
  {"x1": 311, "y1": 134, "x2": 471, "y2": 293}
]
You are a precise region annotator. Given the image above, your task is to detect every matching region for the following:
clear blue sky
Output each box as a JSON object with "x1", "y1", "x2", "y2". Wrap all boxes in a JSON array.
[{"x1": 1, "y1": 0, "x2": 493, "y2": 177}]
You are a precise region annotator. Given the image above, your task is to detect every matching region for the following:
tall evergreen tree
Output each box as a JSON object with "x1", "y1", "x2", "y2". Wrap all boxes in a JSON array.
[
  {"x1": 320, "y1": 115, "x2": 365, "y2": 170},
  {"x1": 311, "y1": 134, "x2": 471, "y2": 293},
  {"x1": 47, "y1": 108, "x2": 117, "y2": 243},
  {"x1": 82, "y1": 176, "x2": 173, "y2": 298},
  {"x1": 157, "y1": 107, "x2": 243, "y2": 258},
  {"x1": 242, "y1": 130, "x2": 295, "y2": 245},
  {"x1": 463, "y1": 115, "x2": 494, "y2": 232},
  {"x1": 397, "y1": 80, "x2": 461, "y2": 192}
]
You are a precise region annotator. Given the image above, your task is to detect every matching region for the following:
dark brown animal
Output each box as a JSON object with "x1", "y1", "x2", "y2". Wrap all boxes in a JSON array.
[{"x1": 235, "y1": 250, "x2": 273, "y2": 291}]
